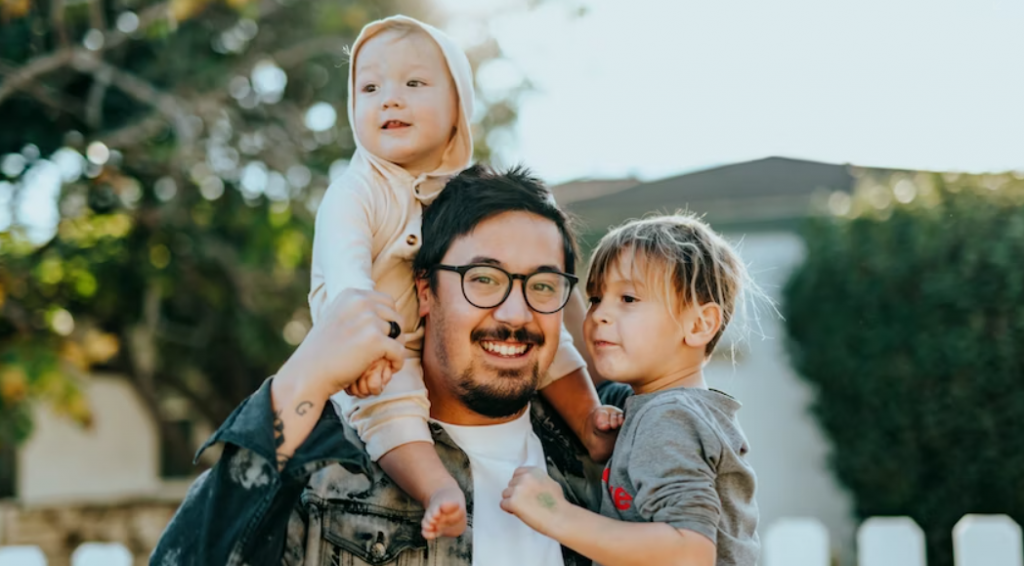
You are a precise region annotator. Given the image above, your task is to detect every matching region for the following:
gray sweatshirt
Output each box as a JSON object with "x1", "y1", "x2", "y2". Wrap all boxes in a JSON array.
[{"x1": 598, "y1": 387, "x2": 760, "y2": 566}]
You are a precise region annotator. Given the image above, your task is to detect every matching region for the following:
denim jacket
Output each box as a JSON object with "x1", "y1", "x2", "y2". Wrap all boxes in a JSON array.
[{"x1": 150, "y1": 378, "x2": 602, "y2": 566}]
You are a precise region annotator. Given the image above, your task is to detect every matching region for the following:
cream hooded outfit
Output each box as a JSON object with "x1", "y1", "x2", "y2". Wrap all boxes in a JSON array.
[{"x1": 309, "y1": 15, "x2": 586, "y2": 461}]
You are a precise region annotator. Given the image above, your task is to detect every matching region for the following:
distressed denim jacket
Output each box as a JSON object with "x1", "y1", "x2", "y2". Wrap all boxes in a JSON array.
[{"x1": 150, "y1": 378, "x2": 602, "y2": 566}]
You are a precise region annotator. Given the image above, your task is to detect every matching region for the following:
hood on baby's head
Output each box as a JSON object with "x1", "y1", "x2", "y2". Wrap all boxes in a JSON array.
[{"x1": 345, "y1": 15, "x2": 474, "y2": 178}]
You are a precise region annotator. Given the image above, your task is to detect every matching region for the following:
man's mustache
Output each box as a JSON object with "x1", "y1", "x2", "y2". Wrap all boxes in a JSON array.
[{"x1": 471, "y1": 326, "x2": 545, "y2": 346}]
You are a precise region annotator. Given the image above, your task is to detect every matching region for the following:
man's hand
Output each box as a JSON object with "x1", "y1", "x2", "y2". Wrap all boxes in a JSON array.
[
  {"x1": 501, "y1": 466, "x2": 568, "y2": 536},
  {"x1": 583, "y1": 405, "x2": 624, "y2": 463},
  {"x1": 271, "y1": 289, "x2": 406, "y2": 470},
  {"x1": 281, "y1": 289, "x2": 405, "y2": 401}
]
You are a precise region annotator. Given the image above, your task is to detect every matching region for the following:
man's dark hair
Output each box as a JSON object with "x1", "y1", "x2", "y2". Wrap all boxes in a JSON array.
[{"x1": 413, "y1": 164, "x2": 578, "y2": 287}]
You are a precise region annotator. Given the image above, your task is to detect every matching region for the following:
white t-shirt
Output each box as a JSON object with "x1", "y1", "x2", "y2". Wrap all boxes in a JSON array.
[{"x1": 435, "y1": 407, "x2": 564, "y2": 566}]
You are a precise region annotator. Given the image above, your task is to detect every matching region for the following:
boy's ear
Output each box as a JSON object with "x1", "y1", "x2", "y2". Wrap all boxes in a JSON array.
[
  {"x1": 683, "y1": 303, "x2": 723, "y2": 349},
  {"x1": 416, "y1": 276, "x2": 432, "y2": 318}
]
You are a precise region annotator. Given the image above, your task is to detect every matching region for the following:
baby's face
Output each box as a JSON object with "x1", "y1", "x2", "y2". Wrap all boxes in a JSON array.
[{"x1": 353, "y1": 29, "x2": 459, "y2": 176}]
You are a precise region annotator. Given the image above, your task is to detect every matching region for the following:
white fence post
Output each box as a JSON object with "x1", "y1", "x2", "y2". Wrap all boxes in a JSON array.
[
  {"x1": 858, "y1": 516, "x2": 926, "y2": 566},
  {"x1": 953, "y1": 514, "x2": 1023, "y2": 566},
  {"x1": 72, "y1": 543, "x2": 132, "y2": 566},
  {"x1": 764, "y1": 517, "x2": 830, "y2": 566},
  {"x1": 0, "y1": 546, "x2": 47, "y2": 566}
]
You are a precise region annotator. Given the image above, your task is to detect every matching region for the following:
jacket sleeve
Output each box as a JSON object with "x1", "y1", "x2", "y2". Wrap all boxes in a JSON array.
[
  {"x1": 149, "y1": 378, "x2": 371, "y2": 566},
  {"x1": 309, "y1": 176, "x2": 378, "y2": 325}
]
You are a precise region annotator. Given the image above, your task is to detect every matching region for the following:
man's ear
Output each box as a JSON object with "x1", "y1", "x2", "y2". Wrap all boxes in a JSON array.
[
  {"x1": 683, "y1": 303, "x2": 723, "y2": 349},
  {"x1": 416, "y1": 276, "x2": 432, "y2": 318}
]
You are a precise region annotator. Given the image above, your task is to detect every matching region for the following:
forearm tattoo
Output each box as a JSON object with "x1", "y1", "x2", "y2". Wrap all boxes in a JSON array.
[{"x1": 273, "y1": 409, "x2": 289, "y2": 470}]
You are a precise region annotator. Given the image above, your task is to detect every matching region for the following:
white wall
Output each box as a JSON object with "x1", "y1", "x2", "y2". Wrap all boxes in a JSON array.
[
  {"x1": 705, "y1": 231, "x2": 856, "y2": 562},
  {"x1": 17, "y1": 375, "x2": 161, "y2": 505}
]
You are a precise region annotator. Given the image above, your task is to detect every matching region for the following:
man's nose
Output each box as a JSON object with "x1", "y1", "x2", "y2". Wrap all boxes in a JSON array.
[{"x1": 493, "y1": 281, "x2": 534, "y2": 327}]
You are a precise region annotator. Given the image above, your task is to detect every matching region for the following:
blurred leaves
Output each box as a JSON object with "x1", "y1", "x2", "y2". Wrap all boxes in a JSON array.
[
  {"x1": 0, "y1": 0, "x2": 528, "y2": 457},
  {"x1": 784, "y1": 170, "x2": 1024, "y2": 566}
]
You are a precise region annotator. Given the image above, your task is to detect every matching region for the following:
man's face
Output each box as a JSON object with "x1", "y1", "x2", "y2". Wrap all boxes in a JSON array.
[{"x1": 417, "y1": 211, "x2": 566, "y2": 422}]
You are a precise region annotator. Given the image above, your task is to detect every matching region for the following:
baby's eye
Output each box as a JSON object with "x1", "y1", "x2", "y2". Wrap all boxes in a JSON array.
[
  {"x1": 622, "y1": 295, "x2": 638, "y2": 303},
  {"x1": 407, "y1": 80, "x2": 424, "y2": 87},
  {"x1": 361, "y1": 84, "x2": 377, "y2": 93}
]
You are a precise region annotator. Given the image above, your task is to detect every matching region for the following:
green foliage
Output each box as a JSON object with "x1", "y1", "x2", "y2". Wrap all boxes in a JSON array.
[
  {"x1": 783, "y1": 171, "x2": 1024, "y2": 566},
  {"x1": 0, "y1": 0, "x2": 525, "y2": 459}
]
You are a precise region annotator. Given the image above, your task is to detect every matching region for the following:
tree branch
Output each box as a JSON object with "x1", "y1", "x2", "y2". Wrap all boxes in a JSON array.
[{"x1": 0, "y1": 49, "x2": 75, "y2": 104}]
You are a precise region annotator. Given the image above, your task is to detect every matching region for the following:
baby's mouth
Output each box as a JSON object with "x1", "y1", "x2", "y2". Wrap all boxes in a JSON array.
[{"x1": 382, "y1": 120, "x2": 410, "y2": 129}]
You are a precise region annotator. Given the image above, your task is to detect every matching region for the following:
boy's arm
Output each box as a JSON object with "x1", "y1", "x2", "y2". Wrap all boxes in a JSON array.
[
  {"x1": 501, "y1": 468, "x2": 716, "y2": 566},
  {"x1": 540, "y1": 368, "x2": 622, "y2": 462}
]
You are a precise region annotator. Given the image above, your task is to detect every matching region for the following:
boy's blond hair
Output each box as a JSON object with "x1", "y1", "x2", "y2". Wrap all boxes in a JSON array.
[{"x1": 585, "y1": 212, "x2": 754, "y2": 355}]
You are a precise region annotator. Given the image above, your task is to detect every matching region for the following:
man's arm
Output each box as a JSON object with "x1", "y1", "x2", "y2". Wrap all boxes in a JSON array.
[
  {"x1": 151, "y1": 289, "x2": 405, "y2": 565},
  {"x1": 150, "y1": 378, "x2": 365, "y2": 566},
  {"x1": 501, "y1": 468, "x2": 716, "y2": 566}
]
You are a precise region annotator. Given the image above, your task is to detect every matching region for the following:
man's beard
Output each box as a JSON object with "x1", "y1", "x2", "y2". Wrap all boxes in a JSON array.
[
  {"x1": 454, "y1": 325, "x2": 545, "y2": 419},
  {"x1": 456, "y1": 362, "x2": 541, "y2": 419}
]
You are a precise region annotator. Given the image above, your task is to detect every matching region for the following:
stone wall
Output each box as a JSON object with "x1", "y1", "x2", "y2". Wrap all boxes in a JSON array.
[{"x1": 0, "y1": 499, "x2": 180, "y2": 566}]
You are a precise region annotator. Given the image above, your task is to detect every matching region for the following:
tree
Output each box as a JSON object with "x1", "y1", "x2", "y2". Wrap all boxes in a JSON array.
[
  {"x1": 0, "y1": 0, "x2": 526, "y2": 469},
  {"x1": 783, "y1": 170, "x2": 1024, "y2": 566}
]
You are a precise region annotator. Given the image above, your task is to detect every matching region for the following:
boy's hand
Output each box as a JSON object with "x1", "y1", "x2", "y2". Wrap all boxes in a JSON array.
[
  {"x1": 345, "y1": 358, "x2": 393, "y2": 398},
  {"x1": 583, "y1": 405, "x2": 624, "y2": 463},
  {"x1": 501, "y1": 467, "x2": 567, "y2": 535}
]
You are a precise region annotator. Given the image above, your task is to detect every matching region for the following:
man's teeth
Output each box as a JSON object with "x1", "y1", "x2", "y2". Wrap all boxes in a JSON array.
[{"x1": 481, "y1": 342, "x2": 529, "y2": 356}]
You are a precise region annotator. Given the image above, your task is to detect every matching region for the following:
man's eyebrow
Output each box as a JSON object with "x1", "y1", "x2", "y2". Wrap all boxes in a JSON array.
[{"x1": 468, "y1": 257, "x2": 565, "y2": 273}]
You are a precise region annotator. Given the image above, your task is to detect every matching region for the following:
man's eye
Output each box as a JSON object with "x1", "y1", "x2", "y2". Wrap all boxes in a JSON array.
[
  {"x1": 469, "y1": 276, "x2": 498, "y2": 285},
  {"x1": 530, "y1": 282, "x2": 556, "y2": 294}
]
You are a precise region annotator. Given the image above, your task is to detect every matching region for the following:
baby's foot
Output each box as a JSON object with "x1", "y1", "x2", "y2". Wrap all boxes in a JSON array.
[{"x1": 421, "y1": 486, "x2": 467, "y2": 540}]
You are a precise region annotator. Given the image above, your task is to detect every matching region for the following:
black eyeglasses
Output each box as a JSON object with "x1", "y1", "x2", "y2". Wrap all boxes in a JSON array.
[{"x1": 432, "y1": 264, "x2": 578, "y2": 314}]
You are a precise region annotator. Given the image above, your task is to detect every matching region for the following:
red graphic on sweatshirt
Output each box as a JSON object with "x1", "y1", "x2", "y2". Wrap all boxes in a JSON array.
[{"x1": 602, "y1": 467, "x2": 633, "y2": 510}]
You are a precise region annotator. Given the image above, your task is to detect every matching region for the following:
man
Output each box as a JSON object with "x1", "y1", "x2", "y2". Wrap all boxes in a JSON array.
[{"x1": 151, "y1": 165, "x2": 608, "y2": 566}]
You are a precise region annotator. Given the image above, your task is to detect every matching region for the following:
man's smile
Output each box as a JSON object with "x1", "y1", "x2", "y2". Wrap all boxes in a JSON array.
[{"x1": 479, "y1": 340, "x2": 531, "y2": 358}]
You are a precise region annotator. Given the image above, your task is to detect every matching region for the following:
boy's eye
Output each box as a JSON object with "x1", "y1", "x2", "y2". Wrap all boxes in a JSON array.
[
  {"x1": 587, "y1": 296, "x2": 601, "y2": 306},
  {"x1": 622, "y1": 295, "x2": 638, "y2": 303}
]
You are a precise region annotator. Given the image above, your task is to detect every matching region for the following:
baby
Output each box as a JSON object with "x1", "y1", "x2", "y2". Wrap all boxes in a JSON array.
[{"x1": 309, "y1": 15, "x2": 618, "y2": 540}]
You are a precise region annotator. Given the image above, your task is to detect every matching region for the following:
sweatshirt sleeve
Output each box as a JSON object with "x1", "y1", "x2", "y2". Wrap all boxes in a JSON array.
[
  {"x1": 309, "y1": 176, "x2": 377, "y2": 325},
  {"x1": 627, "y1": 400, "x2": 724, "y2": 543},
  {"x1": 542, "y1": 322, "x2": 587, "y2": 387}
]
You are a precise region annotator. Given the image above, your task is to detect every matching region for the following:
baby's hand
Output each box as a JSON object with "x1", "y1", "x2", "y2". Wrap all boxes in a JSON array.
[
  {"x1": 500, "y1": 466, "x2": 566, "y2": 535},
  {"x1": 583, "y1": 405, "x2": 624, "y2": 463},
  {"x1": 345, "y1": 359, "x2": 393, "y2": 398}
]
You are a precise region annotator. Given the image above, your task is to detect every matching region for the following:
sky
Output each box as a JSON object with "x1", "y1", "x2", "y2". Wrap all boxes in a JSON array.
[
  {"x1": 5, "y1": 0, "x2": 1024, "y2": 240},
  {"x1": 441, "y1": 0, "x2": 1024, "y2": 184}
]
